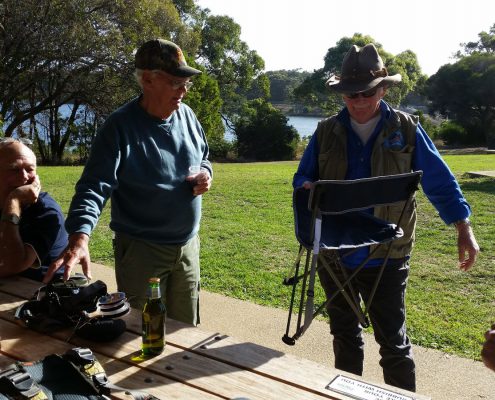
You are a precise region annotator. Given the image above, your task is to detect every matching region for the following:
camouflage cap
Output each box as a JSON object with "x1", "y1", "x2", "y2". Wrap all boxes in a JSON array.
[{"x1": 135, "y1": 39, "x2": 201, "y2": 78}]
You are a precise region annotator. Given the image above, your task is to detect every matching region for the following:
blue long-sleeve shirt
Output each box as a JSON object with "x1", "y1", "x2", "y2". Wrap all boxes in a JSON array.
[
  {"x1": 293, "y1": 101, "x2": 471, "y2": 267},
  {"x1": 65, "y1": 97, "x2": 212, "y2": 244},
  {"x1": 293, "y1": 101, "x2": 471, "y2": 225}
]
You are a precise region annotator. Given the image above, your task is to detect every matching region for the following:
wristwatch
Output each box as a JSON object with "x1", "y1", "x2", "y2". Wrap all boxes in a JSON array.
[{"x1": 1, "y1": 213, "x2": 20, "y2": 225}]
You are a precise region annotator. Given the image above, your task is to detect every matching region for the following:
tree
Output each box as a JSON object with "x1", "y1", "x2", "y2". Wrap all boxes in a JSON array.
[
  {"x1": 196, "y1": 12, "x2": 265, "y2": 120},
  {"x1": 0, "y1": 0, "x2": 196, "y2": 163},
  {"x1": 456, "y1": 23, "x2": 495, "y2": 56},
  {"x1": 294, "y1": 33, "x2": 425, "y2": 113},
  {"x1": 426, "y1": 53, "x2": 495, "y2": 147},
  {"x1": 266, "y1": 70, "x2": 311, "y2": 103},
  {"x1": 234, "y1": 99, "x2": 299, "y2": 161}
]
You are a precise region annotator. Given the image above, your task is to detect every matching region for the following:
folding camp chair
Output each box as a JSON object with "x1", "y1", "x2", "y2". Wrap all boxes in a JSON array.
[{"x1": 282, "y1": 171, "x2": 422, "y2": 345}]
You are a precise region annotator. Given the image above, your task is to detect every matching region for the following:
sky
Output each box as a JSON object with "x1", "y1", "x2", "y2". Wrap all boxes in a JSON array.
[{"x1": 195, "y1": 0, "x2": 495, "y2": 77}]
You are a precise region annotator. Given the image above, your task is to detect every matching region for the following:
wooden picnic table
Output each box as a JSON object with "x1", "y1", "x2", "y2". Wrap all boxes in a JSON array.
[{"x1": 0, "y1": 274, "x2": 428, "y2": 400}]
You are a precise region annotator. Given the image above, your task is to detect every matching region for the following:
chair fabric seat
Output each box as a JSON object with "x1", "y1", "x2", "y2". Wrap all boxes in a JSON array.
[{"x1": 294, "y1": 188, "x2": 403, "y2": 250}]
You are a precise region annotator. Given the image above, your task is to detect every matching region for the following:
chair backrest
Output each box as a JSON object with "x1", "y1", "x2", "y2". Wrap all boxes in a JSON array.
[{"x1": 308, "y1": 171, "x2": 423, "y2": 214}]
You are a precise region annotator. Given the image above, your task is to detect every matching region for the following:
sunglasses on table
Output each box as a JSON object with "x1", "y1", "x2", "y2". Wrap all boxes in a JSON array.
[{"x1": 344, "y1": 88, "x2": 378, "y2": 99}]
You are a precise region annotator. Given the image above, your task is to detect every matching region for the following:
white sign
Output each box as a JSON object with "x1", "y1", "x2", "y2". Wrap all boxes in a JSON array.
[{"x1": 326, "y1": 375, "x2": 415, "y2": 400}]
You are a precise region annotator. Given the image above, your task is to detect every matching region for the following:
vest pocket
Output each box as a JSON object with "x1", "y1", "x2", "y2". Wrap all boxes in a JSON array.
[
  {"x1": 318, "y1": 149, "x2": 346, "y2": 180},
  {"x1": 384, "y1": 144, "x2": 414, "y2": 174}
]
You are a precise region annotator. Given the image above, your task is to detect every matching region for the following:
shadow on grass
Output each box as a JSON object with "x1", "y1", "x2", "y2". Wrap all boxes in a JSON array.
[{"x1": 460, "y1": 176, "x2": 495, "y2": 195}]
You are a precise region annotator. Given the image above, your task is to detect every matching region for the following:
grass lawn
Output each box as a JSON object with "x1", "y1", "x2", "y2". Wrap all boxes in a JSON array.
[{"x1": 38, "y1": 154, "x2": 495, "y2": 360}]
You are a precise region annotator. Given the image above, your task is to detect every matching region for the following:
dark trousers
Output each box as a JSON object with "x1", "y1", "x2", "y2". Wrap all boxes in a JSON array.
[{"x1": 318, "y1": 258, "x2": 416, "y2": 392}]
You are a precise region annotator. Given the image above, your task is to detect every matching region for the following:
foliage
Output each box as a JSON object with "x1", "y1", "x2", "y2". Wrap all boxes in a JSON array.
[
  {"x1": 294, "y1": 33, "x2": 425, "y2": 113},
  {"x1": 437, "y1": 120, "x2": 469, "y2": 146},
  {"x1": 245, "y1": 73, "x2": 271, "y2": 101},
  {"x1": 234, "y1": 99, "x2": 299, "y2": 161},
  {"x1": 1, "y1": 0, "x2": 298, "y2": 163},
  {"x1": 0, "y1": 0, "x2": 193, "y2": 163},
  {"x1": 413, "y1": 110, "x2": 440, "y2": 140},
  {"x1": 456, "y1": 23, "x2": 495, "y2": 56},
  {"x1": 265, "y1": 70, "x2": 311, "y2": 103},
  {"x1": 183, "y1": 64, "x2": 224, "y2": 142},
  {"x1": 206, "y1": 136, "x2": 235, "y2": 160},
  {"x1": 293, "y1": 66, "x2": 343, "y2": 115},
  {"x1": 426, "y1": 53, "x2": 495, "y2": 147},
  {"x1": 196, "y1": 12, "x2": 265, "y2": 120}
]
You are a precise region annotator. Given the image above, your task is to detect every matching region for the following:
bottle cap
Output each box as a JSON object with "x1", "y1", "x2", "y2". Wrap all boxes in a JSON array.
[{"x1": 149, "y1": 277, "x2": 160, "y2": 283}]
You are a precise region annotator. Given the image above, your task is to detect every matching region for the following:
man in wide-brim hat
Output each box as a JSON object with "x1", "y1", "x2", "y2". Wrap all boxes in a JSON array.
[{"x1": 293, "y1": 43, "x2": 479, "y2": 392}]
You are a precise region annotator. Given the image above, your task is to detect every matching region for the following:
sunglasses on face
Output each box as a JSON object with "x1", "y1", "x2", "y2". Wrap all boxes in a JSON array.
[{"x1": 345, "y1": 88, "x2": 378, "y2": 99}]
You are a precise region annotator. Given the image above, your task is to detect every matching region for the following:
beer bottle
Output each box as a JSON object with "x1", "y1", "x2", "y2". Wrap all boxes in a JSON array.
[{"x1": 142, "y1": 277, "x2": 166, "y2": 356}]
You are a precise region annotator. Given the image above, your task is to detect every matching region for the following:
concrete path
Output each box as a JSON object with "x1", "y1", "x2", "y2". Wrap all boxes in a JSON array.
[
  {"x1": 467, "y1": 170, "x2": 495, "y2": 178},
  {"x1": 86, "y1": 263, "x2": 494, "y2": 400}
]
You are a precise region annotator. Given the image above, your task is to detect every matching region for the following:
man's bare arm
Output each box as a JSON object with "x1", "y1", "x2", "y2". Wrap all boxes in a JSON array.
[{"x1": 0, "y1": 180, "x2": 41, "y2": 277}]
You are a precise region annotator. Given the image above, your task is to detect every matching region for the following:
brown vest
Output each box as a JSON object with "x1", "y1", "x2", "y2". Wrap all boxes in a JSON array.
[{"x1": 315, "y1": 109, "x2": 419, "y2": 259}]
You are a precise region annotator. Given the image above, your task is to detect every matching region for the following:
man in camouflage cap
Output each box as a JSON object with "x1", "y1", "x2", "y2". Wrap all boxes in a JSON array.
[{"x1": 47, "y1": 39, "x2": 212, "y2": 326}]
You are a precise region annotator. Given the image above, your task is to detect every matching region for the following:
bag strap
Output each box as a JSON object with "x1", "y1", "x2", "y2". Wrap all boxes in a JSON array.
[
  {"x1": 64, "y1": 348, "x2": 159, "y2": 400},
  {"x1": 0, "y1": 348, "x2": 158, "y2": 400},
  {"x1": 0, "y1": 364, "x2": 48, "y2": 400}
]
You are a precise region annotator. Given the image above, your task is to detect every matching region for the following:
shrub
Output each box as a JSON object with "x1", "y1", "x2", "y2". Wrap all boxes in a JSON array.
[
  {"x1": 437, "y1": 121, "x2": 469, "y2": 146},
  {"x1": 208, "y1": 137, "x2": 235, "y2": 161},
  {"x1": 234, "y1": 99, "x2": 299, "y2": 161}
]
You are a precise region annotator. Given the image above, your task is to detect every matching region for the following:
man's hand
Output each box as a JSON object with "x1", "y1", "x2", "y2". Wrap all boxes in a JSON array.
[
  {"x1": 186, "y1": 170, "x2": 212, "y2": 196},
  {"x1": 482, "y1": 323, "x2": 495, "y2": 372},
  {"x1": 456, "y1": 223, "x2": 479, "y2": 271},
  {"x1": 302, "y1": 181, "x2": 313, "y2": 190},
  {"x1": 44, "y1": 232, "x2": 92, "y2": 283},
  {"x1": 5, "y1": 175, "x2": 41, "y2": 211}
]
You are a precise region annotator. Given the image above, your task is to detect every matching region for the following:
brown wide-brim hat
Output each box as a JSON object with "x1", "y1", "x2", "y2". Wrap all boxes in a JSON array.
[
  {"x1": 135, "y1": 38, "x2": 201, "y2": 78},
  {"x1": 326, "y1": 43, "x2": 401, "y2": 94}
]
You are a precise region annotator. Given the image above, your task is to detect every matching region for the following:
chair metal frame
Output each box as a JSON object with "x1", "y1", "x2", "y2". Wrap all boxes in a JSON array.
[{"x1": 282, "y1": 171, "x2": 423, "y2": 345}]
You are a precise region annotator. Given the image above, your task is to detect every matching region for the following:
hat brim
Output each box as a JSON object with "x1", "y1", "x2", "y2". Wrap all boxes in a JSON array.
[
  {"x1": 170, "y1": 65, "x2": 202, "y2": 78},
  {"x1": 326, "y1": 74, "x2": 401, "y2": 94}
]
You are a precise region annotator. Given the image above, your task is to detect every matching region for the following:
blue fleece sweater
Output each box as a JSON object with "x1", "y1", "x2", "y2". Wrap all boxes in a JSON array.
[{"x1": 65, "y1": 97, "x2": 212, "y2": 244}]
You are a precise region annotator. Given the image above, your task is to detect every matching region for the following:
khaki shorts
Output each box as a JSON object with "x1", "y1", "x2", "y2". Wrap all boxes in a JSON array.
[{"x1": 113, "y1": 233, "x2": 200, "y2": 326}]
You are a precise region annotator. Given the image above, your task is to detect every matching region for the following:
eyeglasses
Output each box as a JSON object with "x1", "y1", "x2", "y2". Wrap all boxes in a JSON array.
[
  {"x1": 0, "y1": 137, "x2": 33, "y2": 146},
  {"x1": 344, "y1": 88, "x2": 378, "y2": 99},
  {"x1": 169, "y1": 80, "x2": 193, "y2": 91},
  {"x1": 153, "y1": 71, "x2": 193, "y2": 90}
]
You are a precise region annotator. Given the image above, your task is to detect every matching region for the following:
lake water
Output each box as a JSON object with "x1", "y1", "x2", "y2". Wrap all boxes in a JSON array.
[
  {"x1": 287, "y1": 115, "x2": 323, "y2": 138},
  {"x1": 224, "y1": 115, "x2": 322, "y2": 141}
]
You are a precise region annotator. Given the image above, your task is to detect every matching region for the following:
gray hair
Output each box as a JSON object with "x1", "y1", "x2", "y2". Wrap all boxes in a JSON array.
[
  {"x1": 134, "y1": 69, "x2": 145, "y2": 89},
  {"x1": 134, "y1": 69, "x2": 164, "y2": 89}
]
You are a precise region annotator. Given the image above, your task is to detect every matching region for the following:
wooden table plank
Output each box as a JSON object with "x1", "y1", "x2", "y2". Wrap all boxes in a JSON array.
[
  {"x1": 0, "y1": 318, "x2": 222, "y2": 400},
  {"x1": 0, "y1": 353, "x2": 16, "y2": 369},
  {"x1": 0, "y1": 275, "x2": 427, "y2": 400},
  {"x1": 0, "y1": 290, "x2": 337, "y2": 400}
]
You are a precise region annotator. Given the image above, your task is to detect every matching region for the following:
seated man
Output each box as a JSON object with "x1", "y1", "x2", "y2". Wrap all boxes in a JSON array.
[{"x1": 0, "y1": 138, "x2": 68, "y2": 280}]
